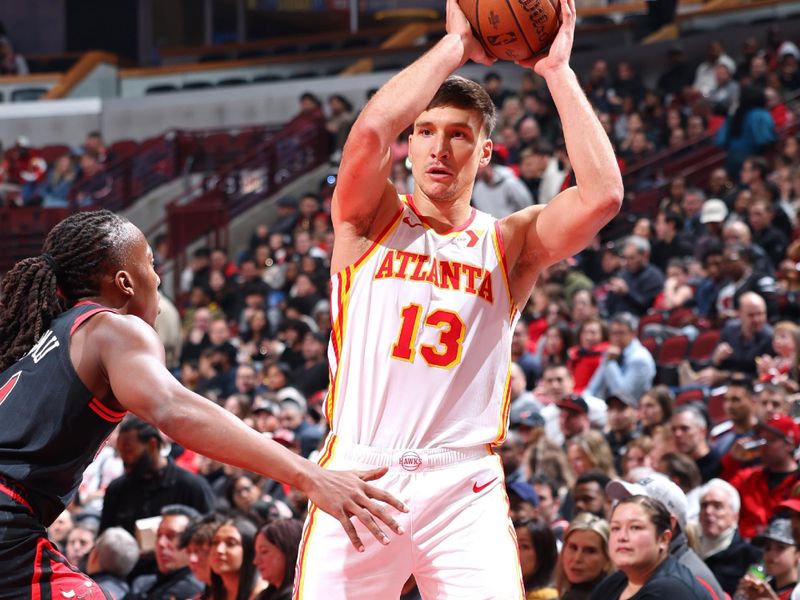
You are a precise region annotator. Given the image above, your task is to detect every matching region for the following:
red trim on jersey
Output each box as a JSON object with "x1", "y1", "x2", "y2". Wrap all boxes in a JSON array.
[
  {"x1": 31, "y1": 537, "x2": 44, "y2": 600},
  {"x1": 88, "y1": 397, "x2": 126, "y2": 423},
  {"x1": 493, "y1": 221, "x2": 509, "y2": 272},
  {"x1": 0, "y1": 480, "x2": 33, "y2": 513},
  {"x1": 69, "y1": 306, "x2": 118, "y2": 336},
  {"x1": 31, "y1": 537, "x2": 97, "y2": 599},
  {"x1": 406, "y1": 194, "x2": 476, "y2": 234},
  {"x1": 0, "y1": 371, "x2": 21, "y2": 406},
  {"x1": 350, "y1": 206, "x2": 405, "y2": 272}
]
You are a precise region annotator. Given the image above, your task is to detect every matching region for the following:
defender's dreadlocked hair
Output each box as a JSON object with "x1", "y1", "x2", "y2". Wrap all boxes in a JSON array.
[{"x1": 0, "y1": 209, "x2": 130, "y2": 372}]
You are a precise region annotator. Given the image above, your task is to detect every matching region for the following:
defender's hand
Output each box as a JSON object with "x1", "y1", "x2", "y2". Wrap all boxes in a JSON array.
[
  {"x1": 446, "y1": 0, "x2": 496, "y2": 66},
  {"x1": 306, "y1": 465, "x2": 408, "y2": 552}
]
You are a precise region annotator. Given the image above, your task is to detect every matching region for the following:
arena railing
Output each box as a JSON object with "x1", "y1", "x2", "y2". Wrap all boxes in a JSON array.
[{"x1": 162, "y1": 115, "x2": 331, "y2": 298}]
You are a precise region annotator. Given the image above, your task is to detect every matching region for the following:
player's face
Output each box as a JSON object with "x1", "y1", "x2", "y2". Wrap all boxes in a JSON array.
[
  {"x1": 408, "y1": 105, "x2": 491, "y2": 203},
  {"x1": 122, "y1": 224, "x2": 161, "y2": 327}
]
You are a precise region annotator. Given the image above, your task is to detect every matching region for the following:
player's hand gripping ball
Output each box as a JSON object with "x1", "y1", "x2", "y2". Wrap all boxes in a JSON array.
[{"x1": 458, "y1": 0, "x2": 562, "y2": 62}]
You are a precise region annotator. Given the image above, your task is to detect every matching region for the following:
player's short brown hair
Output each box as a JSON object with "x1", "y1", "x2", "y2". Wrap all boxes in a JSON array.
[{"x1": 427, "y1": 75, "x2": 497, "y2": 138}]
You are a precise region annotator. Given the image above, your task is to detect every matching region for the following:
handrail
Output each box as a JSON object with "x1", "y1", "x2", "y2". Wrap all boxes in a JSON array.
[
  {"x1": 43, "y1": 51, "x2": 119, "y2": 100},
  {"x1": 342, "y1": 21, "x2": 443, "y2": 75},
  {"x1": 120, "y1": 41, "x2": 434, "y2": 79},
  {"x1": 0, "y1": 72, "x2": 62, "y2": 85}
]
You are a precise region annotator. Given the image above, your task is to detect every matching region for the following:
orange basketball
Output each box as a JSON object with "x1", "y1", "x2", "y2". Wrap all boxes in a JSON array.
[{"x1": 458, "y1": 0, "x2": 562, "y2": 62}]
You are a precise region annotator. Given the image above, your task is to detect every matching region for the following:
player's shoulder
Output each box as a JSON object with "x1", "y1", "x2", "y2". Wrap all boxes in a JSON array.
[{"x1": 77, "y1": 310, "x2": 160, "y2": 350}]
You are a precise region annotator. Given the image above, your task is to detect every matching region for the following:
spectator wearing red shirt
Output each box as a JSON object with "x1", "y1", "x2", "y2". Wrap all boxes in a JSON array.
[
  {"x1": 5, "y1": 137, "x2": 46, "y2": 205},
  {"x1": 567, "y1": 317, "x2": 608, "y2": 393},
  {"x1": 728, "y1": 415, "x2": 800, "y2": 539}
]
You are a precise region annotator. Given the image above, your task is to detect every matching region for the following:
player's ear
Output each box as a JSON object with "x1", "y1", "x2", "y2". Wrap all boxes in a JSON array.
[
  {"x1": 114, "y1": 269, "x2": 135, "y2": 298},
  {"x1": 479, "y1": 138, "x2": 493, "y2": 167}
]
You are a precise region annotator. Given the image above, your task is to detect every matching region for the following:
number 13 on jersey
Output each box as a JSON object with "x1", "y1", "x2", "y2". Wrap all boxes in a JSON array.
[{"x1": 391, "y1": 303, "x2": 466, "y2": 369}]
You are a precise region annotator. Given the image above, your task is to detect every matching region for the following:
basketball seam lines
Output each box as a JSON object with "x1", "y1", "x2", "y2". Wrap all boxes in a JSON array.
[{"x1": 503, "y1": 0, "x2": 536, "y2": 59}]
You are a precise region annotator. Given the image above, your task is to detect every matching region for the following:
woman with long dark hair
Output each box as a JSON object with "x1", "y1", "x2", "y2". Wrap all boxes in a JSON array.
[
  {"x1": 515, "y1": 518, "x2": 559, "y2": 599},
  {"x1": 253, "y1": 519, "x2": 303, "y2": 600},
  {"x1": 209, "y1": 517, "x2": 264, "y2": 600}
]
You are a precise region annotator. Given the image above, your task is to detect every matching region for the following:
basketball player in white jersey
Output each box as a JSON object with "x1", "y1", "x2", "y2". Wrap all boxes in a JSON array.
[{"x1": 294, "y1": 0, "x2": 622, "y2": 597}]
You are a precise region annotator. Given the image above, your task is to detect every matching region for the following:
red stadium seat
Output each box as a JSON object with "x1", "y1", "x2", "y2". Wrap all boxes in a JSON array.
[
  {"x1": 39, "y1": 144, "x2": 70, "y2": 164},
  {"x1": 674, "y1": 388, "x2": 705, "y2": 406},
  {"x1": 657, "y1": 335, "x2": 690, "y2": 367},
  {"x1": 638, "y1": 312, "x2": 665, "y2": 335},
  {"x1": 110, "y1": 139, "x2": 139, "y2": 160},
  {"x1": 707, "y1": 392, "x2": 727, "y2": 425},
  {"x1": 689, "y1": 330, "x2": 721, "y2": 363},
  {"x1": 666, "y1": 307, "x2": 696, "y2": 328},
  {"x1": 641, "y1": 337, "x2": 659, "y2": 360}
]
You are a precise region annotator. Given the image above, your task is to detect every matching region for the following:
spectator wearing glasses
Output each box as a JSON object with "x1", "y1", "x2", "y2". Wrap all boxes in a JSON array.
[{"x1": 586, "y1": 313, "x2": 656, "y2": 402}]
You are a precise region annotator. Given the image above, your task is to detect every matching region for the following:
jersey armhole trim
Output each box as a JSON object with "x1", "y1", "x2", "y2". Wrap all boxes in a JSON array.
[
  {"x1": 69, "y1": 306, "x2": 118, "y2": 337},
  {"x1": 89, "y1": 396, "x2": 127, "y2": 423},
  {"x1": 492, "y1": 221, "x2": 518, "y2": 321},
  {"x1": 347, "y1": 205, "x2": 405, "y2": 275}
]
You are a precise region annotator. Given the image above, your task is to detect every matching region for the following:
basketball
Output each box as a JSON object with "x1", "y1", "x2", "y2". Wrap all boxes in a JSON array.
[{"x1": 458, "y1": 0, "x2": 562, "y2": 62}]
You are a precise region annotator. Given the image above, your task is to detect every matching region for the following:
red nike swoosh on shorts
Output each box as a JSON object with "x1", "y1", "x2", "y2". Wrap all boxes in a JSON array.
[{"x1": 472, "y1": 478, "x2": 497, "y2": 493}]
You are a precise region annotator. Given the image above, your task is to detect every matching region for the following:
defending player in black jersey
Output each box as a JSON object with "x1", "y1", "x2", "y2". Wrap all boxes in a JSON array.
[{"x1": 0, "y1": 210, "x2": 405, "y2": 599}]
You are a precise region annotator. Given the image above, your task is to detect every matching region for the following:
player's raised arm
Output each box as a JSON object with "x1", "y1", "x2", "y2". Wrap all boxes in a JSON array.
[
  {"x1": 503, "y1": 0, "x2": 623, "y2": 303},
  {"x1": 90, "y1": 312, "x2": 406, "y2": 552},
  {"x1": 332, "y1": 0, "x2": 494, "y2": 235}
]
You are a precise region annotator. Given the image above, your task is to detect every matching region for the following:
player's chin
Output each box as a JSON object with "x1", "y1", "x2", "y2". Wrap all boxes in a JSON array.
[{"x1": 419, "y1": 182, "x2": 458, "y2": 203}]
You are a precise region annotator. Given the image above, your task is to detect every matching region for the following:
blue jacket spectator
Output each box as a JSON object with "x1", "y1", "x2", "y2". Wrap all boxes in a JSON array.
[
  {"x1": 587, "y1": 313, "x2": 656, "y2": 401},
  {"x1": 715, "y1": 85, "x2": 777, "y2": 179}
]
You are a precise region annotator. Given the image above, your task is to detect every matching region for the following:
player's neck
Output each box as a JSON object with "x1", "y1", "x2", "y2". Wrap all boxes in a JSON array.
[{"x1": 411, "y1": 192, "x2": 473, "y2": 234}]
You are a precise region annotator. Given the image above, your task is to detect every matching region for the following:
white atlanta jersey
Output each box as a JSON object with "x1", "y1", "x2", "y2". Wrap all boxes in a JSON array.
[{"x1": 325, "y1": 195, "x2": 520, "y2": 449}]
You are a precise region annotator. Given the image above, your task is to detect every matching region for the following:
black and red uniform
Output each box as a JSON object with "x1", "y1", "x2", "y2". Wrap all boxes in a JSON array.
[{"x1": 0, "y1": 302, "x2": 125, "y2": 599}]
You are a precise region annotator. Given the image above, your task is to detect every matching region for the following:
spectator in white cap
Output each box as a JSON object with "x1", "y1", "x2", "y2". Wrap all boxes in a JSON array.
[
  {"x1": 606, "y1": 473, "x2": 726, "y2": 600},
  {"x1": 697, "y1": 478, "x2": 762, "y2": 597}
]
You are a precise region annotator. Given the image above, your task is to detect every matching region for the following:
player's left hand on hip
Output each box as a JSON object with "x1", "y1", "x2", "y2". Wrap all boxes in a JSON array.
[{"x1": 310, "y1": 466, "x2": 408, "y2": 552}]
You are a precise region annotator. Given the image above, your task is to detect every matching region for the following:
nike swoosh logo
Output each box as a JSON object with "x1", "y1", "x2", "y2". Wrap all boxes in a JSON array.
[
  {"x1": 472, "y1": 478, "x2": 497, "y2": 493},
  {"x1": 403, "y1": 217, "x2": 423, "y2": 228}
]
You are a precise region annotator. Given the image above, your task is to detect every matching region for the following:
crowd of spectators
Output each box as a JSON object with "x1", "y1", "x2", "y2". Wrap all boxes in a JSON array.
[
  {"x1": 18, "y1": 24, "x2": 800, "y2": 600},
  {"x1": 0, "y1": 132, "x2": 114, "y2": 208}
]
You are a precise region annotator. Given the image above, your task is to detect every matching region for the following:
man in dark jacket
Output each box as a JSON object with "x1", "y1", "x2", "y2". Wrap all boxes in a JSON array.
[
  {"x1": 128, "y1": 505, "x2": 205, "y2": 600},
  {"x1": 697, "y1": 478, "x2": 762, "y2": 596},
  {"x1": 605, "y1": 236, "x2": 665, "y2": 316}
]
